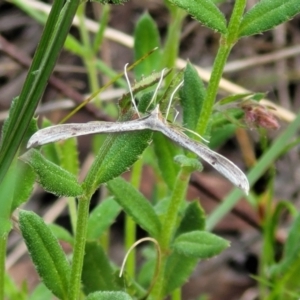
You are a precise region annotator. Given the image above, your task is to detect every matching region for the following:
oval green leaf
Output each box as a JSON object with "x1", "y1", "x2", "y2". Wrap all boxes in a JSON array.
[
  {"x1": 239, "y1": 0, "x2": 300, "y2": 37},
  {"x1": 172, "y1": 230, "x2": 229, "y2": 258},
  {"x1": 180, "y1": 62, "x2": 206, "y2": 131},
  {"x1": 107, "y1": 177, "x2": 161, "y2": 237},
  {"x1": 82, "y1": 242, "x2": 117, "y2": 294},
  {"x1": 134, "y1": 12, "x2": 161, "y2": 79},
  {"x1": 20, "y1": 149, "x2": 83, "y2": 197},
  {"x1": 87, "y1": 197, "x2": 121, "y2": 240},
  {"x1": 19, "y1": 210, "x2": 70, "y2": 300},
  {"x1": 170, "y1": 0, "x2": 227, "y2": 34}
]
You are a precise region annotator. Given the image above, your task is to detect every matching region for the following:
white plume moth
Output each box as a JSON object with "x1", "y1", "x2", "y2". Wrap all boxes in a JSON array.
[{"x1": 27, "y1": 105, "x2": 249, "y2": 194}]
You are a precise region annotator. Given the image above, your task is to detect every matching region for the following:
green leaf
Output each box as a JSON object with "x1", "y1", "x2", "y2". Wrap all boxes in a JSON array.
[
  {"x1": 107, "y1": 177, "x2": 161, "y2": 237},
  {"x1": 19, "y1": 210, "x2": 71, "y2": 300},
  {"x1": 134, "y1": 12, "x2": 161, "y2": 79},
  {"x1": 164, "y1": 251, "x2": 198, "y2": 295},
  {"x1": 153, "y1": 133, "x2": 181, "y2": 189},
  {"x1": 86, "y1": 291, "x2": 133, "y2": 300},
  {"x1": 176, "y1": 201, "x2": 206, "y2": 236},
  {"x1": 82, "y1": 242, "x2": 117, "y2": 294},
  {"x1": 172, "y1": 231, "x2": 229, "y2": 258},
  {"x1": 169, "y1": 0, "x2": 227, "y2": 34},
  {"x1": 239, "y1": 0, "x2": 300, "y2": 37},
  {"x1": 47, "y1": 224, "x2": 74, "y2": 245},
  {"x1": 180, "y1": 62, "x2": 206, "y2": 131},
  {"x1": 0, "y1": 160, "x2": 16, "y2": 237},
  {"x1": 87, "y1": 197, "x2": 121, "y2": 240},
  {"x1": 11, "y1": 161, "x2": 36, "y2": 212},
  {"x1": 20, "y1": 149, "x2": 83, "y2": 197}
]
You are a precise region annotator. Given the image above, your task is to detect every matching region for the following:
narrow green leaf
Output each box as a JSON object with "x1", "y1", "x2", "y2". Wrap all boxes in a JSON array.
[
  {"x1": 180, "y1": 62, "x2": 206, "y2": 131},
  {"x1": 87, "y1": 197, "x2": 121, "y2": 240},
  {"x1": 86, "y1": 291, "x2": 133, "y2": 300},
  {"x1": 172, "y1": 231, "x2": 229, "y2": 258},
  {"x1": 176, "y1": 201, "x2": 206, "y2": 236},
  {"x1": 47, "y1": 224, "x2": 74, "y2": 246},
  {"x1": 0, "y1": 0, "x2": 81, "y2": 185},
  {"x1": 107, "y1": 177, "x2": 161, "y2": 237},
  {"x1": 164, "y1": 251, "x2": 198, "y2": 295},
  {"x1": 169, "y1": 0, "x2": 227, "y2": 34},
  {"x1": 134, "y1": 12, "x2": 161, "y2": 79},
  {"x1": 19, "y1": 210, "x2": 70, "y2": 300},
  {"x1": 0, "y1": 161, "x2": 15, "y2": 237},
  {"x1": 11, "y1": 161, "x2": 36, "y2": 213},
  {"x1": 239, "y1": 0, "x2": 300, "y2": 37},
  {"x1": 20, "y1": 149, "x2": 83, "y2": 197},
  {"x1": 153, "y1": 133, "x2": 181, "y2": 189},
  {"x1": 82, "y1": 242, "x2": 117, "y2": 294}
]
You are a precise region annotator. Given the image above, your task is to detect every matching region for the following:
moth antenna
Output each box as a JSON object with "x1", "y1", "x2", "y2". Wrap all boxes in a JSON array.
[
  {"x1": 166, "y1": 80, "x2": 184, "y2": 120},
  {"x1": 124, "y1": 63, "x2": 140, "y2": 117},
  {"x1": 146, "y1": 68, "x2": 167, "y2": 111}
]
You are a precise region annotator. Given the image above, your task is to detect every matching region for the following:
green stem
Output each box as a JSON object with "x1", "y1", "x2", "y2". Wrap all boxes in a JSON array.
[
  {"x1": 195, "y1": 0, "x2": 247, "y2": 137},
  {"x1": 195, "y1": 43, "x2": 232, "y2": 136},
  {"x1": 77, "y1": 3, "x2": 100, "y2": 105},
  {"x1": 0, "y1": 236, "x2": 6, "y2": 300},
  {"x1": 93, "y1": 4, "x2": 110, "y2": 54},
  {"x1": 160, "y1": 7, "x2": 186, "y2": 70},
  {"x1": 68, "y1": 196, "x2": 91, "y2": 300},
  {"x1": 125, "y1": 159, "x2": 144, "y2": 277},
  {"x1": 67, "y1": 197, "x2": 78, "y2": 234},
  {"x1": 151, "y1": 168, "x2": 190, "y2": 299},
  {"x1": 124, "y1": 216, "x2": 136, "y2": 277}
]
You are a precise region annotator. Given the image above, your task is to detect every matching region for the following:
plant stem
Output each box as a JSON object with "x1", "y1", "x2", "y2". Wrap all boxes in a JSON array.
[
  {"x1": 0, "y1": 236, "x2": 6, "y2": 300},
  {"x1": 160, "y1": 7, "x2": 186, "y2": 70},
  {"x1": 68, "y1": 196, "x2": 91, "y2": 300},
  {"x1": 195, "y1": 43, "x2": 232, "y2": 136},
  {"x1": 77, "y1": 2, "x2": 101, "y2": 106},
  {"x1": 125, "y1": 159, "x2": 144, "y2": 277},
  {"x1": 93, "y1": 4, "x2": 110, "y2": 54},
  {"x1": 67, "y1": 197, "x2": 78, "y2": 234},
  {"x1": 196, "y1": 0, "x2": 247, "y2": 137},
  {"x1": 151, "y1": 168, "x2": 190, "y2": 299}
]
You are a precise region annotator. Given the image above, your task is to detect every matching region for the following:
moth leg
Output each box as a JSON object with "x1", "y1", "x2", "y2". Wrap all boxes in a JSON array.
[
  {"x1": 124, "y1": 63, "x2": 140, "y2": 118},
  {"x1": 165, "y1": 80, "x2": 184, "y2": 120}
]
